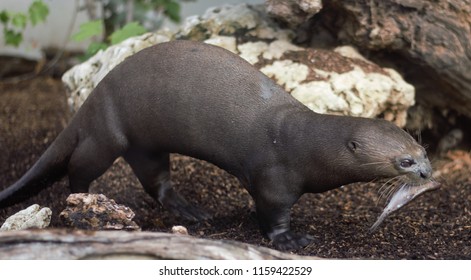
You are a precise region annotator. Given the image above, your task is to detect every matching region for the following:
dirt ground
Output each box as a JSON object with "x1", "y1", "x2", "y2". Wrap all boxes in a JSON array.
[{"x1": 0, "y1": 76, "x2": 469, "y2": 259}]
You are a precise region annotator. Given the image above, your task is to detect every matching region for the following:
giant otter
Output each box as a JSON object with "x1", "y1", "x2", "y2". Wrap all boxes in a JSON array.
[{"x1": 0, "y1": 40, "x2": 434, "y2": 250}]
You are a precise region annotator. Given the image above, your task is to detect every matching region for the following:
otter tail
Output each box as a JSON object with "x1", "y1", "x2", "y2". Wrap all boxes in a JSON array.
[{"x1": 0, "y1": 125, "x2": 77, "y2": 208}]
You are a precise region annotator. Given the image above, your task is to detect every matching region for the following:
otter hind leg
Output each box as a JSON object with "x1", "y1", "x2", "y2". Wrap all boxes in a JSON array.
[
  {"x1": 124, "y1": 151, "x2": 210, "y2": 221},
  {"x1": 67, "y1": 137, "x2": 126, "y2": 193}
]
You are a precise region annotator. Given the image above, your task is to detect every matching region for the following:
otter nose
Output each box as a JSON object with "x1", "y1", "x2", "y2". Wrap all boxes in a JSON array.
[{"x1": 419, "y1": 167, "x2": 432, "y2": 179}]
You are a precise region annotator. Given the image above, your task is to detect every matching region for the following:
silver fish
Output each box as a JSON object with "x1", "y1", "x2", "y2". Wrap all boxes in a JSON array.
[{"x1": 370, "y1": 180, "x2": 440, "y2": 232}]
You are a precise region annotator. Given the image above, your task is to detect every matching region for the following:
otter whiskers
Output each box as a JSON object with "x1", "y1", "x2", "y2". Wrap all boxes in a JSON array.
[
  {"x1": 360, "y1": 161, "x2": 392, "y2": 172},
  {"x1": 377, "y1": 176, "x2": 403, "y2": 205}
]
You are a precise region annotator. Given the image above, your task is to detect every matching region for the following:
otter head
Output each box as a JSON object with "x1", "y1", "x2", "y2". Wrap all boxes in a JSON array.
[{"x1": 346, "y1": 119, "x2": 433, "y2": 185}]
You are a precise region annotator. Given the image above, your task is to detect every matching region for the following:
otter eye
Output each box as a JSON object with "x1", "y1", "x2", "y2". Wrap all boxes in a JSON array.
[{"x1": 400, "y1": 159, "x2": 415, "y2": 168}]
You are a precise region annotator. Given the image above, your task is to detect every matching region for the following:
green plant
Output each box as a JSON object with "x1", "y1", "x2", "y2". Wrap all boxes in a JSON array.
[
  {"x1": 0, "y1": 0, "x2": 49, "y2": 47},
  {"x1": 73, "y1": 0, "x2": 184, "y2": 60}
]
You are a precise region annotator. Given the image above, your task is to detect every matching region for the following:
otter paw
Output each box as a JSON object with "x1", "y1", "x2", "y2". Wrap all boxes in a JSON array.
[
  {"x1": 175, "y1": 204, "x2": 211, "y2": 222},
  {"x1": 272, "y1": 231, "x2": 313, "y2": 251},
  {"x1": 161, "y1": 193, "x2": 211, "y2": 222}
]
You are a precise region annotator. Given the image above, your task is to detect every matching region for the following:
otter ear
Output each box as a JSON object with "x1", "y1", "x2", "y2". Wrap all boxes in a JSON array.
[{"x1": 348, "y1": 141, "x2": 359, "y2": 153}]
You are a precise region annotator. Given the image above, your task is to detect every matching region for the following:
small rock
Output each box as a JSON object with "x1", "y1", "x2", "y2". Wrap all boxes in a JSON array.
[
  {"x1": 0, "y1": 204, "x2": 52, "y2": 231},
  {"x1": 171, "y1": 225, "x2": 189, "y2": 235},
  {"x1": 59, "y1": 193, "x2": 140, "y2": 231}
]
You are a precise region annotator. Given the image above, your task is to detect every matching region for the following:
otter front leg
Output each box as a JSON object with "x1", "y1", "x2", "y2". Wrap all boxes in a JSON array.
[{"x1": 253, "y1": 168, "x2": 313, "y2": 251}]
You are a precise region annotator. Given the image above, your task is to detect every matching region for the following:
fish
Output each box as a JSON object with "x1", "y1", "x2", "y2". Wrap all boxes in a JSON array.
[{"x1": 370, "y1": 180, "x2": 440, "y2": 232}]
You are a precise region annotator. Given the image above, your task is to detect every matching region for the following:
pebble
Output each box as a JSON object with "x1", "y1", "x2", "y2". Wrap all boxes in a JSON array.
[{"x1": 0, "y1": 204, "x2": 52, "y2": 231}]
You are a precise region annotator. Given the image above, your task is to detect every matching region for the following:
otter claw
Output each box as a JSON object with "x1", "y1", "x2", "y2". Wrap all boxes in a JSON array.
[
  {"x1": 272, "y1": 231, "x2": 313, "y2": 251},
  {"x1": 160, "y1": 192, "x2": 211, "y2": 221},
  {"x1": 167, "y1": 202, "x2": 211, "y2": 221}
]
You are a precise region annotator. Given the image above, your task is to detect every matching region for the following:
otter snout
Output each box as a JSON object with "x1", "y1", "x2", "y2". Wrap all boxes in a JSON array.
[
  {"x1": 409, "y1": 161, "x2": 433, "y2": 182},
  {"x1": 396, "y1": 154, "x2": 433, "y2": 182},
  {"x1": 418, "y1": 165, "x2": 432, "y2": 180}
]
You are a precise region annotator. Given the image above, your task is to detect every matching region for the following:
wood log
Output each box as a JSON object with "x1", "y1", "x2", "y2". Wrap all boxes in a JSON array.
[
  {"x1": 0, "y1": 230, "x2": 319, "y2": 260},
  {"x1": 321, "y1": 0, "x2": 471, "y2": 117}
]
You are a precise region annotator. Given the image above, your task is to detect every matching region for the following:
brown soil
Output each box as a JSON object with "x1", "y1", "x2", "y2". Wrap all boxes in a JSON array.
[{"x1": 0, "y1": 76, "x2": 469, "y2": 259}]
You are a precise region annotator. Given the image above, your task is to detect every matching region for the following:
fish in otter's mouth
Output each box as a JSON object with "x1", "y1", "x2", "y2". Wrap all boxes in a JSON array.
[{"x1": 370, "y1": 180, "x2": 440, "y2": 232}]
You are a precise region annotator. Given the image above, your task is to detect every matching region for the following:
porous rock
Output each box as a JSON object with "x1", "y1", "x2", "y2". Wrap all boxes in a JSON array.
[
  {"x1": 62, "y1": 32, "x2": 173, "y2": 112},
  {"x1": 59, "y1": 193, "x2": 140, "y2": 231},
  {"x1": 62, "y1": 4, "x2": 415, "y2": 126},
  {"x1": 266, "y1": 0, "x2": 323, "y2": 27},
  {"x1": 0, "y1": 204, "x2": 52, "y2": 231},
  {"x1": 261, "y1": 46, "x2": 415, "y2": 125}
]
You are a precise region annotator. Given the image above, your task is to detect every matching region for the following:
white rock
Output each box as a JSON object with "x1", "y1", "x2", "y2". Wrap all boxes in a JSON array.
[
  {"x1": 238, "y1": 41, "x2": 269, "y2": 64},
  {"x1": 291, "y1": 81, "x2": 349, "y2": 113},
  {"x1": 263, "y1": 40, "x2": 304, "y2": 60},
  {"x1": 266, "y1": 0, "x2": 322, "y2": 27},
  {"x1": 62, "y1": 4, "x2": 415, "y2": 127},
  {"x1": 180, "y1": 4, "x2": 259, "y2": 37},
  {"x1": 0, "y1": 204, "x2": 52, "y2": 231},
  {"x1": 334, "y1": 45, "x2": 372, "y2": 63},
  {"x1": 171, "y1": 225, "x2": 189, "y2": 235},
  {"x1": 62, "y1": 32, "x2": 172, "y2": 112},
  {"x1": 204, "y1": 36, "x2": 237, "y2": 53},
  {"x1": 260, "y1": 60, "x2": 309, "y2": 90},
  {"x1": 290, "y1": 64, "x2": 414, "y2": 124}
]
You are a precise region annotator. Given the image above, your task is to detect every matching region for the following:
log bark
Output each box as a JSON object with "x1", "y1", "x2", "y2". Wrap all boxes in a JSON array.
[
  {"x1": 320, "y1": 0, "x2": 471, "y2": 117},
  {"x1": 0, "y1": 230, "x2": 319, "y2": 260}
]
